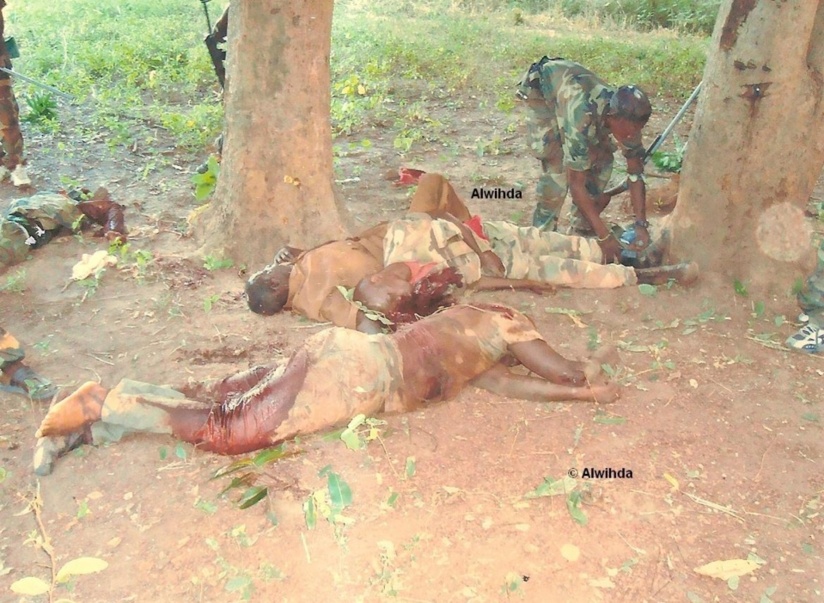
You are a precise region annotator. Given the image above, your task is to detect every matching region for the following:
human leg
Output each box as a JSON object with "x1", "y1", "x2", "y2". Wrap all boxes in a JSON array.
[
  {"x1": 483, "y1": 220, "x2": 636, "y2": 287},
  {"x1": 527, "y1": 111, "x2": 567, "y2": 231},
  {"x1": 0, "y1": 77, "x2": 27, "y2": 186},
  {"x1": 787, "y1": 241, "x2": 824, "y2": 353},
  {"x1": 469, "y1": 363, "x2": 619, "y2": 403},
  {"x1": 408, "y1": 173, "x2": 472, "y2": 221},
  {"x1": 566, "y1": 151, "x2": 612, "y2": 236}
]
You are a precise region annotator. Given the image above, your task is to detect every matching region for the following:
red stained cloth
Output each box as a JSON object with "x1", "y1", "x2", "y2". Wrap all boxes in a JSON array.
[
  {"x1": 393, "y1": 168, "x2": 426, "y2": 187},
  {"x1": 463, "y1": 215, "x2": 488, "y2": 241}
]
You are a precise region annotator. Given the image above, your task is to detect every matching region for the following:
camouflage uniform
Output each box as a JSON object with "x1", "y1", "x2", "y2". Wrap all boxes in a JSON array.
[
  {"x1": 384, "y1": 210, "x2": 637, "y2": 289},
  {"x1": 797, "y1": 240, "x2": 824, "y2": 327},
  {"x1": 383, "y1": 213, "x2": 491, "y2": 287},
  {"x1": 483, "y1": 220, "x2": 637, "y2": 288},
  {"x1": 0, "y1": 1, "x2": 24, "y2": 174},
  {"x1": 517, "y1": 58, "x2": 644, "y2": 232},
  {"x1": 0, "y1": 193, "x2": 82, "y2": 269}
]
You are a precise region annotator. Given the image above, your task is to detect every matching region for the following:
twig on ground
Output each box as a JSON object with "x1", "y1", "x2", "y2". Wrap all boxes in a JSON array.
[
  {"x1": 682, "y1": 491, "x2": 744, "y2": 522},
  {"x1": 86, "y1": 353, "x2": 115, "y2": 366}
]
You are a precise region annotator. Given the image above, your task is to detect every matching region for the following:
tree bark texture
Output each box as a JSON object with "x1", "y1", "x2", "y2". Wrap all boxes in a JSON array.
[
  {"x1": 671, "y1": 0, "x2": 824, "y2": 292},
  {"x1": 193, "y1": 0, "x2": 350, "y2": 267}
]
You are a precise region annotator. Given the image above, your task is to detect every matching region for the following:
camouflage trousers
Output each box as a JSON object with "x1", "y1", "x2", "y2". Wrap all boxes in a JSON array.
[
  {"x1": 798, "y1": 240, "x2": 824, "y2": 326},
  {"x1": 483, "y1": 220, "x2": 637, "y2": 288},
  {"x1": 0, "y1": 77, "x2": 23, "y2": 170},
  {"x1": 523, "y1": 97, "x2": 613, "y2": 233},
  {"x1": 0, "y1": 193, "x2": 82, "y2": 269},
  {"x1": 0, "y1": 326, "x2": 25, "y2": 371}
]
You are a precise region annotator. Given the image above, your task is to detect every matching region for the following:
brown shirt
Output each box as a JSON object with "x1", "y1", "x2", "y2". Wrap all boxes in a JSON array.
[{"x1": 287, "y1": 223, "x2": 388, "y2": 328}]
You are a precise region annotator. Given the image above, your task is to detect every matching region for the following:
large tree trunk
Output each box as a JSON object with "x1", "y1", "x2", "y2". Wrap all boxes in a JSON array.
[
  {"x1": 193, "y1": 0, "x2": 350, "y2": 267},
  {"x1": 671, "y1": 0, "x2": 824, "y2": 292}
]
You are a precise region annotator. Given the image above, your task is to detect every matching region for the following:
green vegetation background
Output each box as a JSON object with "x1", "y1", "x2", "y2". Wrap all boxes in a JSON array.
[{"x1": 9, "y1": 0, "x2": 711, "y2": 153}]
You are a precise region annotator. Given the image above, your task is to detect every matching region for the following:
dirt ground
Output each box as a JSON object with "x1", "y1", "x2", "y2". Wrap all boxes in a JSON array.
[{"x1": 0, "y1": 85, "x2": 822, "y2": 603}]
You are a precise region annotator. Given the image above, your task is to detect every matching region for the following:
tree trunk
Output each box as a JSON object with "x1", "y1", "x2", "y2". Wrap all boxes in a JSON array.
[
  {"x1": 671, "y1": 0, "x2": 824, "y2": 293},
  {"x1": 193, "y1": 0, "x2": 351, "y2": 267}
]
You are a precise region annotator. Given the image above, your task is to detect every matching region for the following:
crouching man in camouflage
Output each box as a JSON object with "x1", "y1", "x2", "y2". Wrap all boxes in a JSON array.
[
  {"x1": 518, "y1": 57, "x2": 653, "y2": 263},
  {"x1": 786, "y1": 240, "x2": 824, "y2": 353},
  {"x1": 0, "y1": 0, "x2": 28, "y2": 186}
]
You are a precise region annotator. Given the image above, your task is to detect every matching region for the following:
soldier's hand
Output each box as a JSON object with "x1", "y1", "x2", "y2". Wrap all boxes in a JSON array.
[
  {"x1": 597, "y1": 234, "x2": 623, "y2": 264},
  {"x1": 480, "y1": 250, "x2": 506, "y2": 277},
  {"x1": 630, "y1": 225, "x2": 650, "y2": 251}
]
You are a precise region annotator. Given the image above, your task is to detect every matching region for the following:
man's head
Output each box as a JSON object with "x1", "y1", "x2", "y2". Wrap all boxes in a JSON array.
[
  {"x1": 609, "y1": 85, "x2": 652, "y2": 123},
  {"x1": 606, "y1": 85, "x2": 652, "y2": 143},
  {"x1": 245, "y1": 263, "x2": 293, "y2": 315}
]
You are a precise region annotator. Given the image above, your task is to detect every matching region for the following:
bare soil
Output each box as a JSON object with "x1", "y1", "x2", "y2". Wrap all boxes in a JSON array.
[{"x1": 0, "y1": 87, "x2": 822, "y2": 603}]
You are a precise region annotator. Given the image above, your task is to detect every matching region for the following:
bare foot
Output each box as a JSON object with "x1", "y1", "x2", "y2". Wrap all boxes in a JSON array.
[
  {"x1": 584, "y1": 346, "x2": 620, "y2": 381},
  {"x1": 581, "y1": 381, "x2": 621, "y2": 404},
  {"x1": 36, "y1": 381, "x2": 108, "y2": 437},
  {"x1": 273, "y1": 246, "x2": 303, "y2": 265}
]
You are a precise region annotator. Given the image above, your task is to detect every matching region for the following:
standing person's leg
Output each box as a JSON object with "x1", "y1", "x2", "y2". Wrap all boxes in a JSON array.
[
  {"x1": 0, "y1": 6, "x2": 28, "y2": 190},
  {"x1": 530, "y1": 118, "x2": 567, "y2": 231},
  {"x1": 566, "y1": 148, "x2": 612, "y2": 236},
  {"x1": 787, "y1": 241, "x2": 824, "y2": 353}
]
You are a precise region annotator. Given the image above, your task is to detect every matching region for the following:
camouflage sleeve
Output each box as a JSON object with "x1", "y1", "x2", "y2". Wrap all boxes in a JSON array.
[{"x1": 555, "y1": 80, "x2": 597, "y2": 172}]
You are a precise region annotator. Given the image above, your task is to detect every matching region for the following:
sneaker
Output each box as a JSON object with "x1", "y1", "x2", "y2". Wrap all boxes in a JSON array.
[
  {"x1": 1, "y1": 364, "x2": 57, "y2": 401},
  {"x1": 635, "y1": 261, "x2": 699, "y2": 286},
  {"x1": 785, "y1": 324, "x2": 824, "y2": 353},
  {"x1": 10, "y1": 165, "x2": 30, "y2": 187}
]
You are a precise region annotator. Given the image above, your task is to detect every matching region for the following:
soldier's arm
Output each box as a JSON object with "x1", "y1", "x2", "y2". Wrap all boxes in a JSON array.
[{"x1": 429, "y1": 212, "x2": 505, "y2": 277}]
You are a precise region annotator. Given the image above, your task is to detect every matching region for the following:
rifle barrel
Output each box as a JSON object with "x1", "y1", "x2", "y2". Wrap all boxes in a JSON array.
[{"x1": 0, "y1": 68, "x2": 74, "y2": 99}]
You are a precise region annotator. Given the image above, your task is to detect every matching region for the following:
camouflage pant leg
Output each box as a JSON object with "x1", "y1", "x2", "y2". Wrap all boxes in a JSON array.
[
  {"x1": 525, "y1": 102, "x2": 566, "y2": 230},
  {"x1": 0, "y1": 326, "x2": 25, "y2": 370},
  {"x1": 483, "y1": 220, "x2": 636, "y2": 288},
  {"x1": 564, "y1": 150, "x2": 614, "y2": 235},
  {"x1": 0, "y1": 78, "x2": 23, "y2": 170},
  {"x1": 798, "y1": 240, "x2": 824, "y2": 327},
  {"x1": 0, "y1": 215, "x2": 32, "y2": 269}
]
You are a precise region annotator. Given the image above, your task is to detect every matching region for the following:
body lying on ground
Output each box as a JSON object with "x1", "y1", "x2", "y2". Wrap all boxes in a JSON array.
[
  {"x1": 245, "y1": 173, "x2": 697, "y2": 330},
  {"x1": 34, "y1": 303, "x2": 619, "y2": 474}
]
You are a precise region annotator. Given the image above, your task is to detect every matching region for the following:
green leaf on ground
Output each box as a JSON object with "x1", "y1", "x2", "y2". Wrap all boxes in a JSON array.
[
  {"x1": 327, "y1": 472, "x2": 353, "y2": 510},
  {"x1": 238, "y1": 486, "x2": 268, "y2": 510},
  {"x1": 406, "y1": 456, "x2": 416, "y2": 478},
  {"x1": 733, "y1": 279, "x2": 748, "y2": 297},
  {"x1": 638, "y1": 283, "x2": 657, "y2": 296},
  {"x1": 593, "y1": 413, "x2": 626, "y2": 425},
  {"x1": 566, "y1": 490, "x2": 588, "y2": 525},
  {"x1": 303, "y1": 496, "x2": 317, "y2": 529}
]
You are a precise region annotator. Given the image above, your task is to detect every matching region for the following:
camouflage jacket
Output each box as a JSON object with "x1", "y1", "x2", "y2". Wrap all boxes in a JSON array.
[
  {"x1": 519, "y1": 58, "x2": 644, "y2": 171},
  {"x1": 0, "y1": 193, "x2": 82, "y2": 269}
]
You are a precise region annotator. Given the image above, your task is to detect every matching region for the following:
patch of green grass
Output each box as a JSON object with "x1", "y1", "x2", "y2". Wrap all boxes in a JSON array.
[
  {"x1": 0, "y1": 268, "x2": 27, "y2": 293},
  {"x1": 15, "y1": 0, "x2": 708, "y2": 161}
]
